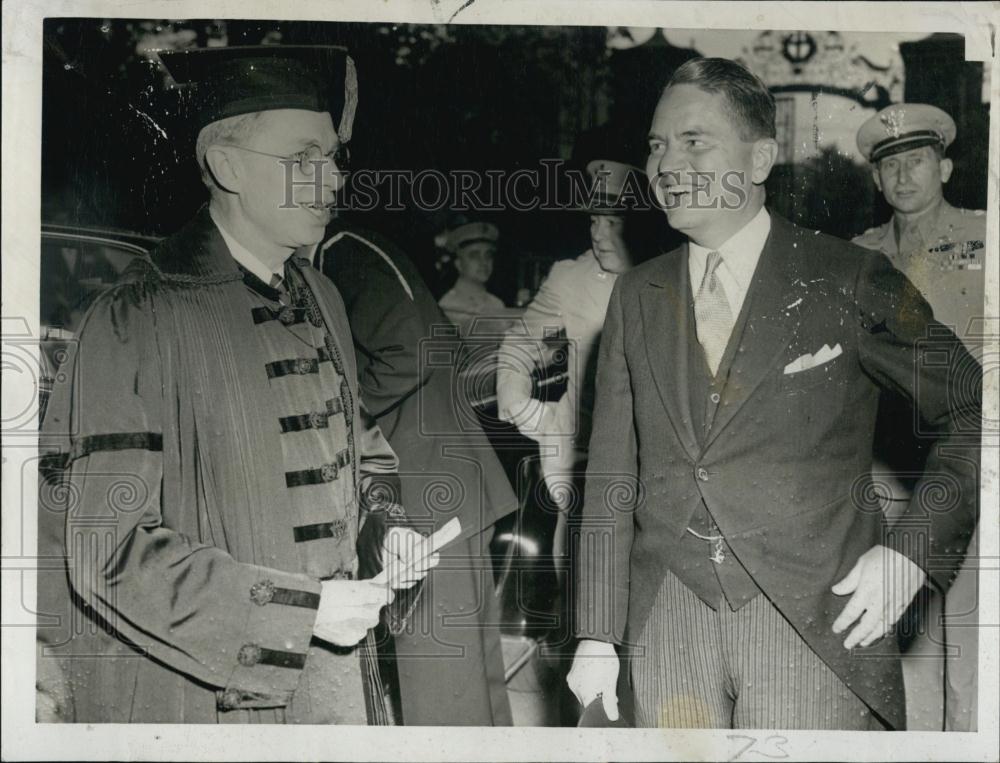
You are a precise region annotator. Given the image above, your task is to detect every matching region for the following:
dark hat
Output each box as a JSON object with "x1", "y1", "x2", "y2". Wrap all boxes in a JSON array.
[
  {"x1": 856, "y1": 103, "x2": 956, "y2": 164},
  {"x1": 583, "y1": 159, "x2": 646, "y2": 215},
  {"x1": 157, "y1": 45, "x2": 358, "y2": 141}
]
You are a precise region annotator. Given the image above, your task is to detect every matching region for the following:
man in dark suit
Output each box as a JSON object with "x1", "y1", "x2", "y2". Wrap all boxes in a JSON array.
[
  {"x1": 567, "y1": 57, "x2": 980, "y2": 730},
  {"x1": 316, "y1": 222, "x2": 517, "y2": 725}
]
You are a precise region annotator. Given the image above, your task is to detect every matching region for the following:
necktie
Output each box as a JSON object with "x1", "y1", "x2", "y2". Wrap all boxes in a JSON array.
[{"x1": 694, "y1": 250, "x2": 733, "y2": 376}]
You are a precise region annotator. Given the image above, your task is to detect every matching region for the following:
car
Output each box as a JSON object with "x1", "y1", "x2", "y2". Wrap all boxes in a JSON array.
[{"x1": 38, "y1": 225, "x2": 159, "y2": 423}]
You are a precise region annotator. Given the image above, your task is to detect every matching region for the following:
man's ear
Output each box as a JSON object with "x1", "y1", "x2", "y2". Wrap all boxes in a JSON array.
[
  {"x1": 204, "y1": 145, "x2": 242, "y2": 194},
  {"x1": 751, "y1": 138, "x2": 779, "y2": 184},
  {"x1": 939, "y1": 157, "x2": 954, "y2": 184},
  {"x1": 872, "y1": 166, "x2": 883, "y2": 193}
]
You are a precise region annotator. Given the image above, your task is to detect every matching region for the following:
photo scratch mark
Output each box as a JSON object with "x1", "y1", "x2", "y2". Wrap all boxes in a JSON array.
[
  {"x1": 447, "y1": 0, "x2": 478, "y2": 23},
  {"x1": 128, "y1": 104, "x2": 168, "y2": 140}
]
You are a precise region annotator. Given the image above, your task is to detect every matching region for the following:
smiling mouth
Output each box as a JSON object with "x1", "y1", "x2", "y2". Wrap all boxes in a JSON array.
[
  {"x1": 299, "y1": 201, "x2": 335, "y2": 221},
  {"x1": 661, "y1": 186, "x2": 695, "y2": 206},
  {"x1": 300, "y1": 199, "x2": 336, "y2": 211}
]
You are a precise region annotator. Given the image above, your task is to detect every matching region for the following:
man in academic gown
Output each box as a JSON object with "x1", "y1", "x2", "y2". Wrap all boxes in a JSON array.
[{"x1": 36, "y1": 45, "x2": 435, "y2": 724}]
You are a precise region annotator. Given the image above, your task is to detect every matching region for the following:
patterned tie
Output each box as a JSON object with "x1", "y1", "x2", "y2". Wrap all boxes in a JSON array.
[{"x1": 694, "y1": 250, "x2": 734, "y2": 376}]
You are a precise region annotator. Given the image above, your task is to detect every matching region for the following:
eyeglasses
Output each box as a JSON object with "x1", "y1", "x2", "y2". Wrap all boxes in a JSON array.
[{"x1": 228, "y1": 143, "x2": 351, "y2": 174}]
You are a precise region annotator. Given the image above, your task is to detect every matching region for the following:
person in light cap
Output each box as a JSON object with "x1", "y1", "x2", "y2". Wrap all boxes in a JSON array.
[
  {"x1": 437, "y1": 221, "x2": 506, "y2": 337},
  {"x1": 854, "y1": 102, "x2": 985, "y2": 342},
  {"x1": 36, "y1": 44, "x2": 437, "y2": 725},
  {"x1": 854, "y1": 102, "x2": 985, "y2": 732},
  {"x1": 496, "y1": 159, "x2": 655, "y2": 556}
]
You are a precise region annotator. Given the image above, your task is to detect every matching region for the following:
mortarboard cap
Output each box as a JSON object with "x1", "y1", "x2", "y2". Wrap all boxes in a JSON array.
[
  {"x1": 157, "y1": 45, "x2": 358, "y2": 142},
  {"x1": 856, "y1": 103, "x2": 956, "y2": 164}
]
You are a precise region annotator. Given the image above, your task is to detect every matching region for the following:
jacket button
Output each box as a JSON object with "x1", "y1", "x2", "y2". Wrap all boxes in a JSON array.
[
  {"x1": 219, "y1": 689, "x2": 242, "y2": 710},
  {"x1": 249, "y1": 579, "x2": 275, "y2": 606},
  {"x1": 696, "y1": 467, "x2": 709, "y2": 482},
  {"x1": 309, "y1": 411, "x2": 327, "y2": 429},
  {"x1": 238, "y1": 643, "x2": 261, "y2": 667},
  {"x1": 321, "y1": 463, "x2": 339, "y2": 482},
  {"x1": 710, "y1": 392, "x2": 721, "y2": 404},
  {"x1": 278, "y1": 306, "x2": 297, "y2": 325}
]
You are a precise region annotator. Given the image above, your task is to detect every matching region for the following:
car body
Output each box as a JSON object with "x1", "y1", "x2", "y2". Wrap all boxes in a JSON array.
[{"x1": 39, "y1": 225, "x2": 159, "y2": 422}]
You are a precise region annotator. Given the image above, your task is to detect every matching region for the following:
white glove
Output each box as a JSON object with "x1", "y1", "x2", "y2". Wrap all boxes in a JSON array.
[
  {"x1": 506, "y1": 397, "x2": 561, "y2": 442},
  {"x1": 566, "y1": 639, "x2": 620, "y2": 721},
  {"x1": 313, "y1": 579, "x2": 393, "y2": 647}
]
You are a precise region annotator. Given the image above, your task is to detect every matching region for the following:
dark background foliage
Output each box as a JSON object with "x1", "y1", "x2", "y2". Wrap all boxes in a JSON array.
[{"x1": 42, "y1": 20, "x2": 989, "y2": 301}]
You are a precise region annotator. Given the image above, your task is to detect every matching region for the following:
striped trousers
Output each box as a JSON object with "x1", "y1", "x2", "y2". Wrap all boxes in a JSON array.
[{"x1": 631, "y1": 570, "x2": 882, "y2": 729}]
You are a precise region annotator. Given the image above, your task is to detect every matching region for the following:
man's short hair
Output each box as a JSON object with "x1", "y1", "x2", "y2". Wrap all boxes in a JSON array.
[
  {"x1": 666, "y1": 57, "x2": 776, "y2": 142},
  {"x1": 195, "y1": 112, "x2": 265, "y2": 189}
]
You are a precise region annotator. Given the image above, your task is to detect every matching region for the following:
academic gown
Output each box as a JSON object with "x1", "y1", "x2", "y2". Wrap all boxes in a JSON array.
[{"x1": 37, "y1": 206, "x2": 402, "y2": 724}]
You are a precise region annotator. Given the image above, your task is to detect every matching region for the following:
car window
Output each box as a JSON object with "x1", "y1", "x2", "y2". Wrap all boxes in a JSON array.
[
  {"x1": 40, "y1": 237, "x2": 140, "y2": 335},
  {"x1": 38, "y1": 234, "x2": 145, "y2": 424}
]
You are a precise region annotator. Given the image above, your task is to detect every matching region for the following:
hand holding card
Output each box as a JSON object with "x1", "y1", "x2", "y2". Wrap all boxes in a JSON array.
[{"x1": 371, "y1": 517, "x2": 461, "y2": 588}]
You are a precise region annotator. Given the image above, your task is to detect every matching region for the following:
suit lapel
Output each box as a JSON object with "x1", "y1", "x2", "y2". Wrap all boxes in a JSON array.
[
  {"x1": 639, "y1": 245, "x2": 700, "y2": 460},
  {"x1": 703, "y1": 215, "x2": 804, "y2": 449}
]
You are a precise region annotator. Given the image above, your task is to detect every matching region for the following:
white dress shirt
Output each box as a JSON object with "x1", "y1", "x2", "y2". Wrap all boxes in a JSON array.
[{"x1": 687, "y1": 206, "x2": 772, "y2": 330}]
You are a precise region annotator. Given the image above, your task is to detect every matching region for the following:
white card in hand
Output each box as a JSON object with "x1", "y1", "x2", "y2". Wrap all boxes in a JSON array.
[{"x1": 370, "y1": 517, "x2": 462, "y2": 586}]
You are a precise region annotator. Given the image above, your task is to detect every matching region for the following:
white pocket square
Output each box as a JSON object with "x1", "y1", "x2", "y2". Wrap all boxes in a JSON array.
[{"x1": 783, "y1": 343, "x2": 843, "y2": 375}]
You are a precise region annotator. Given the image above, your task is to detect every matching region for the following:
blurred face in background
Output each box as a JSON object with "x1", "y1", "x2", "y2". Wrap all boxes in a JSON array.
[
  {"x1": 590, "y1": 214, "x2": 633, "y2": 274},
  {"x1": 873, "y1": 145, "x2": 952, "y2": 217},
  {"x1": 455, "y1": 242, "x2": 496, "y2": 285}
]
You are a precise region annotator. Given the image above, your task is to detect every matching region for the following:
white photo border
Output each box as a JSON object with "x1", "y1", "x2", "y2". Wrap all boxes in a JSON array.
[{"x1": 3, "y1": 1, "x2": 997, "y2": 761}]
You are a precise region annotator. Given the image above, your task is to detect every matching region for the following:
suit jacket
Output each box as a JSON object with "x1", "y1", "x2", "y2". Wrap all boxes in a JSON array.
[
  {"x1": 319, "y1": 223, "x2": 517, "y2": 725},
  {"x1": 574, "y1": 212, "x2": 981, "y2": 729}
]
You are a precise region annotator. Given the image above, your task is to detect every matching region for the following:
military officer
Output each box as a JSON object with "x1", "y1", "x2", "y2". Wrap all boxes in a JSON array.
[
  {"x1": 438, "y1": 221, "x2": 507, "y2": 337},
  {"x1": 496, "y1": 160, "x2": 651, "y2": 544},
  {"x1": 855, "y1": 103, "x2": 986, "y2": 346},
  {"x1": 855, "y1": 102, "x2": 986, "y2": 732}
]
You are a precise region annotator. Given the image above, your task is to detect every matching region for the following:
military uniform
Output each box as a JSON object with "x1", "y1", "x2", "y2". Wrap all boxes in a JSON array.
[
  {"x1": 853, "y1": 202, "x2": 986, "y2": 347},
  {"x1": 439, "y1": 278, "x2": 507, "y2": 337},
  {"x1": 496, "y1": 249, "x2": 618, "y2": 477},
  {"x1": 438, "y1": 222, "x2": 506, "y2": 337},
  {"x1": 855, "y1": 102, "x2": 987, "y2": 732},
  {"x1": 496, "y1": 160, "x2": 644, "y2": 497}
]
